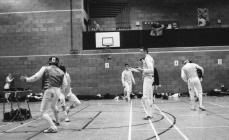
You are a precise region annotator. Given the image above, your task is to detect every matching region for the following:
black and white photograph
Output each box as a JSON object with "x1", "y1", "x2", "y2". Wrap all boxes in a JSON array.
[{"x1": 0, "y1": 0, "x2": 229, "y2": 139}]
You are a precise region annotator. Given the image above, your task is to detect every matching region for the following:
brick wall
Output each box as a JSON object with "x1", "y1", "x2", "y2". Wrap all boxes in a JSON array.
[
  {"x1": 0, "y1": 0, "x2": 229, "y2": 96},
  {"x1": 0, "y1": 0, "x2": 84, "y2": 56},
  {"x1": 1, "y1": 47, "x2": 229, "y2": 96}
]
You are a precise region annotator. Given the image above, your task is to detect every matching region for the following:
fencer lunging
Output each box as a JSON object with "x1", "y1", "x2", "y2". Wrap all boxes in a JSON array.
[{"x1": 20, "y1": 56, "x2": 67, "y2": 133}]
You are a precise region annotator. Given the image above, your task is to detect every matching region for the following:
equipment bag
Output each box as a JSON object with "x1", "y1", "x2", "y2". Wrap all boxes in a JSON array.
[{"x1": 3, "y1": 108, "x2": 31, "y2": 122}]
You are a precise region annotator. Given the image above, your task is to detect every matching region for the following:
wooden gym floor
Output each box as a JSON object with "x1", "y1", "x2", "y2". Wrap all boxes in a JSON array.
[{"x1": 0, "y1": 96, "x2": 229, "y2": 140}]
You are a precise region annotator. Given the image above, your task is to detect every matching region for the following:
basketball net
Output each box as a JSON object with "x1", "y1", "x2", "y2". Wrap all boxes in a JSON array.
[{"x1": 103, "y1": 45, "x2": 111, "y2": 53}]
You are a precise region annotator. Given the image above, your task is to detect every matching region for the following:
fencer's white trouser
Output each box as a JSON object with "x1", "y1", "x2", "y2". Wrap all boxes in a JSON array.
[
  {"x1": 40, "y1": 87, "x2": 61, "y2": 129},
  {"x1": 124, "y1": 81, "x2": 132, "y2": 98},
  {"x1": 59, "y1": 88, "x2": 81, "y2": 107},
  {"x1": 188, "y1": 77, "x2": 203, "y2": 107},
  {"x1": 58, "y1": 92, "x2": 66, "y2": 107},
  {"x1": 142, "y1": 76, "x2": 154, "y2": 116},
  {"x1": 142, "y1": 76, "x2": 154, "y2": 100},
  {"x1": 66, "y1": 88, "x2": 81, "y2": 105}
]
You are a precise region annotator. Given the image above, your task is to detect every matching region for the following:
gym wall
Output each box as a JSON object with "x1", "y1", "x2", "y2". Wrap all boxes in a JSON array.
[{"x1": 0, "y1": 0, "x2": 229, "y2": 96}]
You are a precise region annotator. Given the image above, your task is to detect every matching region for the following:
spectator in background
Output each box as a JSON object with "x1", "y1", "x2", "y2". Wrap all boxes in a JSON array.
[
  {"x1": 150, "y1": 22, "x2": 165, "y2": 36},
  {"x1": 167, "y1": 24, "x2": 172, "y2": 29},
  {"x1": 4, "y1": 73, "x2": 14, "y2": 90},
  {"x1": 91, "y1": 20, "x2": 101, "y2": 31},
  {"x1": 4, "y1": 73, "x2": 14, "y2": 101}
]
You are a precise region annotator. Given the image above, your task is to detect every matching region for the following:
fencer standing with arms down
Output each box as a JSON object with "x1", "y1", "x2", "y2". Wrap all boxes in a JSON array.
[
  {"x1": 181, "y1": 60, "x2": 206, "y2": 111},
  {"x1": 136, "y1": 48, "x2": 155, "y2": 119},
  {"x1": 20, "y1": 56, "x2": 67, "y2": 133},
  {"x1": 121, "y1": 64, "x2": 136, "y2": 102}
]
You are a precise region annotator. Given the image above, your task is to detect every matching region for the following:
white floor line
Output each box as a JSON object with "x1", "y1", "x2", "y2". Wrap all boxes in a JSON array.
[
  {"x1": 5, "y1": 117, "x2": 41, "y2": 133},
  {"x1": 155, "y1": 104, "x2": 189, "y2": 140},
  {"x1": 0, "y1": 123, "x2": 12, "y2": 128},
  {"x1": 205, "y1": 102, "x2": 227, "y2": 108},
  {"x1": 178, "y1": 113, "x2": 229, "y2": 117},
  {"x1": 0, "y1": 112, "x2": 41, "y2": 135},
  {"x1": 183, "y1": 125, "x2": 229, "y2": 129},
  {"x1": 141, "y1": 101, "x2": 160, "y2": 140},
  {"x1": 128, "y1": 101, "x2": 133, "y2": 140},
  {"x1": 0, "y1": 117, "x2": 41, "y2": 135},
  {"x1": 158, "y1": 107, "x2": 190, "y2": 110},
  {"x1": 0, "y1": 112, "x2": 41, "y2": 129},
  {"x1": 128, "y1": 125, "x2": 229, "y2": 131},
  {"x1": 0, "y1": 104, "x2": 84, "y2": 135},
  {"x1": 0, "y1": 105, "x2": 88, "y2": 135}
]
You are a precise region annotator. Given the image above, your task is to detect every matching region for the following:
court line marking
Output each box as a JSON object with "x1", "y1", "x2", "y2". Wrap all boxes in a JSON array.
[
  {"x1": 0, "y1": 111, "x2": 42, "y2": 134},
  {"x1": 0, "y1": 123, "x2": 12, "y2": 128},
  {"x1": 205, "y1": 102, "x2": 228, "y2": 108},
  {"x1": 129, "y1": 125, "x2": 229, "y2": 131},
  {"x1": 4, "y1": 117, "x2": 42, "y2": 133},
  {"x1": 81, "y1": 111, "x2": 102, "y2": 130},
  {"x1": 0, "y1": 116, "x2": 42, "y2": 135},
  {"x1": 128, "y1": 101, "x2": 133, "y2": 140},
  {"x1": 155, "y1": 104, "x2": 189, "y2": 140},
  {"x1": 141, "y1": 101, "x2": 160, "y2": 140},
  {"x1": 0, "y1": 105, "x2": 89, "y2": 136},
  {"x1": 0, "y1": 9, "x2": 82, "y2": 15},
  {"x1": 0, "y1": 112, "x2": 41, "y2": 131},
  {"x1": 182, "y1": 100, "x2": 229, "y2": 122},
  {"x1": 1, "y1": 49, "x2": 229, "y2": 58},
  {"x1": 183, "y1": 125, "x2": 229, "y2": 129},
  {"x1": 25, "y1": 105, "x2": 90, "y2": 140},
  {"x1": 178, "y1": 113, "x2": 229, "y2": 117}
]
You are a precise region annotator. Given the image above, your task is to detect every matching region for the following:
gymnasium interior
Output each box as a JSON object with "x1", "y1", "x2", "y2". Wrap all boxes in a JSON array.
[{"x1": 0, "y1": 0, "x2": 229, "y2": 139}]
